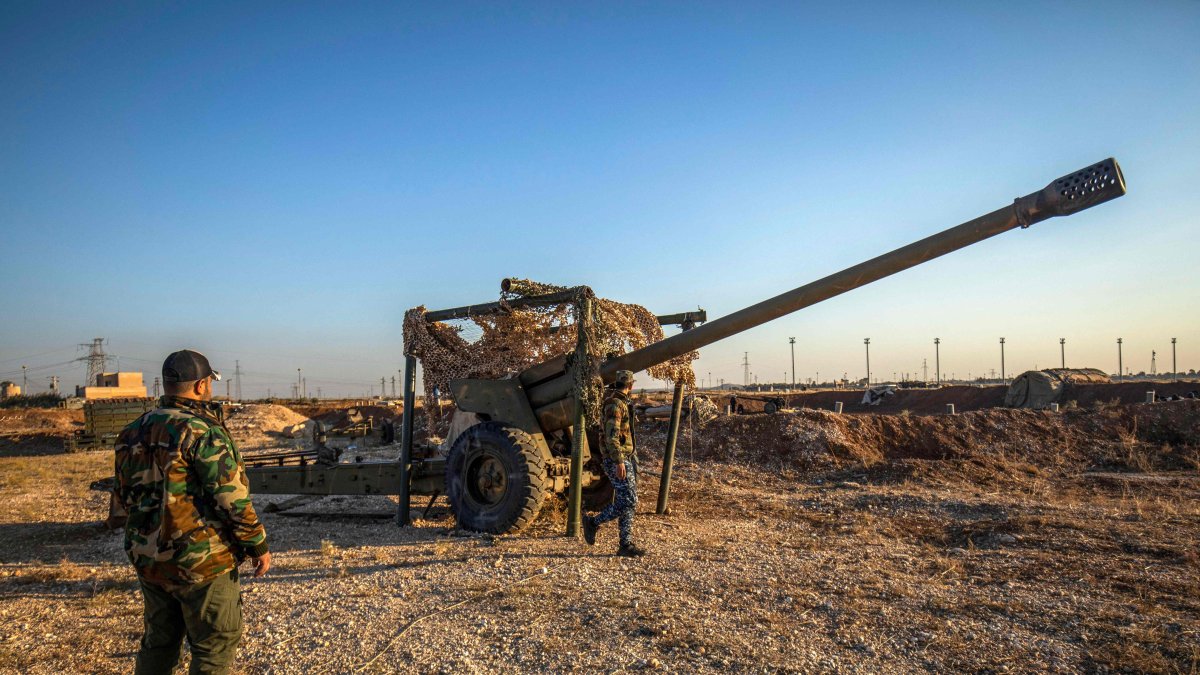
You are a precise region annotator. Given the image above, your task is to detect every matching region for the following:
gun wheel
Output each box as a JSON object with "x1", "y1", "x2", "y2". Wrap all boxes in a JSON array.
[{"x1": 446, "y1": 421, "x2": 549, "y2": 534}]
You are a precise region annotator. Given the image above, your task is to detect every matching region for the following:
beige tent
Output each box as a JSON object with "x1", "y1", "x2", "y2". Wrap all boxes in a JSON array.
[{"x1": 1004, "y1": 368, "x2": 1111, "y2": 409}]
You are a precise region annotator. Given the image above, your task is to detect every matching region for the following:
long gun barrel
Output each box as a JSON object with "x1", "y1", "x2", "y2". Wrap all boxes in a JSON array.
[{"x1": 601, "y1": 157, "x2": 1125, "y2": 379}]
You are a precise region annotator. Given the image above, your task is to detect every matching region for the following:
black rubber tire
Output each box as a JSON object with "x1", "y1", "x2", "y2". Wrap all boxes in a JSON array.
[
  {"x1": 764, "y1": 402, "x2": 778, "y2": 414},
  {"x1": 446, "y1": 421, "x2": 549, "y2": 534}
]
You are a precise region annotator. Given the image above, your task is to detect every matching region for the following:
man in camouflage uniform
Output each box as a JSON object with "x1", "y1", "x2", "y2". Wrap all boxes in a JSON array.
[
  {"x1": 114, "y1": 350, "x2": 270, "y2": 675},
  {"x1": 582, "y1": 370, "x2": 645, "y2": 557}
]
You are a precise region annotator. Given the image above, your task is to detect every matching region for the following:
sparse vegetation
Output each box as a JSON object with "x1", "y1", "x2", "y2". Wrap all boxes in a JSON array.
[{"x1": 0, "y1": 393, "x2": 64, "y2": 409}]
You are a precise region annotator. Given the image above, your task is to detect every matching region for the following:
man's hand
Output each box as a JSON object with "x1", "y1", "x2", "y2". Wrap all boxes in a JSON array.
[
  {"x1": 614, "y1": 461, "x2": 627, "y2": 481},
  {"x1": 251, "y1": 552, "x2": 271, "y2": 578}
]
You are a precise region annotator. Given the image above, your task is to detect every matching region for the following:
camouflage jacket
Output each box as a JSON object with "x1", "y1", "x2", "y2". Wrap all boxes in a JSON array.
[
  {"x1": 600, "y1": 391, "x2": 636, "y2": 464},
  {"x1": 114, "y1": 396, "x2": 268, "y2": 589}
]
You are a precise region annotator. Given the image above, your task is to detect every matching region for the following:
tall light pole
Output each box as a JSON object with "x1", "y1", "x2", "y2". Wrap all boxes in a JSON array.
[
  {"x1": 297, "y1": 368, "x2": 302, "y2": 399},
  {"x1": 788, "y1": 337, "x2": 796, "y2": 390},
  {"x1": 21, "y1": 365, "x2": 27, "y2": 394},
  {"x1": 1172, "y1": 338, "x2": 1177, "y2": 381},
  {"x1": 1060, "y1": 338, "x2": 1066, "y2": 369},
  {"x1": 934, "y1": 338, "x2": 941, "y2": 385},
  {"x1": 864, "y1": 338, "x2": 871, "y2": 388},
  {"x1": 1116, "y1": 338, "x2": 1123, "y2": 381},
  {"x1": 999, "y1": 338, "x2": 1006, "y2": 383}
]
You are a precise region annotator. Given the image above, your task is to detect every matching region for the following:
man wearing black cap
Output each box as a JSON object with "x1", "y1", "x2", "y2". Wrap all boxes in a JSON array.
[{"x1": 114, "y1": 349, "x2": 270, "y2": 674}]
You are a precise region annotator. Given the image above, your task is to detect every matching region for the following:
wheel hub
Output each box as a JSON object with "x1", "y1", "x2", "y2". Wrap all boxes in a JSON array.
[{"x1": 468, "y1": 455, "x2": 507, "y2": 505}]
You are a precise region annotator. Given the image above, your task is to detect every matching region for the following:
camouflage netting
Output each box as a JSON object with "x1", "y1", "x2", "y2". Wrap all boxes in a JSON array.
[{"x1": 403, "y1": 279, "x2": 697, "y2": 435}]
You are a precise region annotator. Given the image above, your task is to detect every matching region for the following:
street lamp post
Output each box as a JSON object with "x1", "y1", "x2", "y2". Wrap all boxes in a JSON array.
[
  {"x1": 999, "y1": 338, "x2": 1006, "y2": 384},
  {"x1": 1060, "y1": 338, "x2": 1066, "y2": 369},
  {"x1": 864, "y1": 338, "x2": 871, "y2": 387},
  {"x1": 934, "y1": 338, "x2": 941, "y2": 386},
  {"x1": 1172, "y1": 338, "x2": 1177, "y2": 381},
  {"x1": 788, "y1": 337, "x2": 796, "y2": 390},
  {"x1": 297, "y1": 368, "x2": 302, "y2": 399},
  {"x1": 1117, "y1": 338, "x2": 1123, "y2": 381}
]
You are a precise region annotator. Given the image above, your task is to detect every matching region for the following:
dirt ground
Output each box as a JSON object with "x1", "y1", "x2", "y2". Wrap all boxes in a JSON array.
[{"x1": 1, "y1": 400, "x2": 1198, "y2": 673}]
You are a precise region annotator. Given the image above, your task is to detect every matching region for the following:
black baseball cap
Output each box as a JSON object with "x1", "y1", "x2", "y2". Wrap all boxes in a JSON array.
[{"x1": 162, "y1": 349, "x2": 221, "y2": 383}]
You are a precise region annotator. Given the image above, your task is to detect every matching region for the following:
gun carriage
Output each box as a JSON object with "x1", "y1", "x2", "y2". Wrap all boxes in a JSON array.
[{"x1": 247, "y1": 158, "x2": 1126, "y2": 535}]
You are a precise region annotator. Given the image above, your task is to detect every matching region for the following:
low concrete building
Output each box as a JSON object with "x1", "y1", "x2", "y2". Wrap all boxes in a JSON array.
[
  {"x1": 0, "y1": 381, "x2": 20, "y2": 398},
  {"x1": 76, "y1": 372, "x2": 148, "y2": 400}
]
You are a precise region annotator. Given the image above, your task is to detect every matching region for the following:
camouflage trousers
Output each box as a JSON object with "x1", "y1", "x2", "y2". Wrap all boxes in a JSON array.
[
  {"x1": 135, "y1": 569, "x2": 242, "y2": 675},
  {"x1": 594, "y1": 458, "x2": 638, "y2": 547}
]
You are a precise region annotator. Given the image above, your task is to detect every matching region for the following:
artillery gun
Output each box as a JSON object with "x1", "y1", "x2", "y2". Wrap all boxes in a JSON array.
[{"x1": 247, "y1": 157, "x2": 1125, "y2": 535}]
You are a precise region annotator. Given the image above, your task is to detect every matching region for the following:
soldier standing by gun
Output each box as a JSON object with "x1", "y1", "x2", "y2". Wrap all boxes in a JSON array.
[
  {"x1": 582, "y1": 370, "x2": 645, "y2": 557},
  {"x1": 114, "y1": 350, "x2": 270, "y2": 675}
]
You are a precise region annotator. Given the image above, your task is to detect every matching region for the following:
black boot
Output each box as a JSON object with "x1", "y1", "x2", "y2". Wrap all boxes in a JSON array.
[
  {"x1": 617, "y1": 542, "x2": 645, "y2": 557},
  {"x1": 582, "y1": 516, "x2": 598, "y2": 546}
]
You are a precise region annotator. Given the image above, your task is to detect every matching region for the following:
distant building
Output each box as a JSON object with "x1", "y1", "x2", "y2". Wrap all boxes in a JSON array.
[
  {"x1": 0, "y1": 381, "x2": 20, "y2": 398},
  {"x1": 76, "y1": 372, "x2": 148, "y2": 400}
]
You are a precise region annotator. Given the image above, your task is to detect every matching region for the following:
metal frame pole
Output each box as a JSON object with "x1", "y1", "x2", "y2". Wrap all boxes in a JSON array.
[
  {"x1": 566, "y1": 400, "x2": 587, "y2": 537},
  {"x1": 656, "y1": 380, "x2": 686, "y2": 514},
  {"x1": 1172, "y1": 338, "x2": 1177, "y2": 381},
  {"x1": 397, "y1": 354, "x2": 416, "y2": 526},
  {"x1": 1060, "y1": 338, "x2": 1066, "y2": 369},
  {"x1": 566, "y1": 296, "x2": 591, "y2": 538}
]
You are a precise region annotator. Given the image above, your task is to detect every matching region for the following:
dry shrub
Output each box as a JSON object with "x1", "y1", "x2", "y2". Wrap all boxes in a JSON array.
[{"x1": 319, "y1": 539, "x2": 338, "y2": 559}]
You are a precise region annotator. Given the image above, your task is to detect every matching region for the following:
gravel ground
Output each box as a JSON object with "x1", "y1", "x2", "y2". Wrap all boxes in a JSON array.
[{"x1": 1, "y1": 436, "x2": 1198, "y2": 674}]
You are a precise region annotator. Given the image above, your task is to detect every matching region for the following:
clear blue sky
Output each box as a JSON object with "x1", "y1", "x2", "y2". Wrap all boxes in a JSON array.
[{"x1": 2, "y1": 2, "x2": 1198, "y2": 396}]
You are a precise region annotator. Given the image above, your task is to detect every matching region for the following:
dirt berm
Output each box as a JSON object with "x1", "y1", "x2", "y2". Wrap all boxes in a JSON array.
[
  {"x1": 742, "y1": 380, "x2": 1200, "y2": 416},
  {"x1": 676, "y1": 400, "x2": 1200, "y2": 478}
]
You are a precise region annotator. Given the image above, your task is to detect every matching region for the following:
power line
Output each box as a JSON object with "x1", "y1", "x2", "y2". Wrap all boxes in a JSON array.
[
  {"x1": 0, "y1": 346, "x2": 77, "y2": 365},
  {"x1": 0, "y1": 359, "x2": 84, "y2": 378}
]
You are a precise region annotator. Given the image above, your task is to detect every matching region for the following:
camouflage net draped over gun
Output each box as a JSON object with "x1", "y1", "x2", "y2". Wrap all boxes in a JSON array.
[{"x1": 403, "y1": 279, "x2": 697, "y2": 435}]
